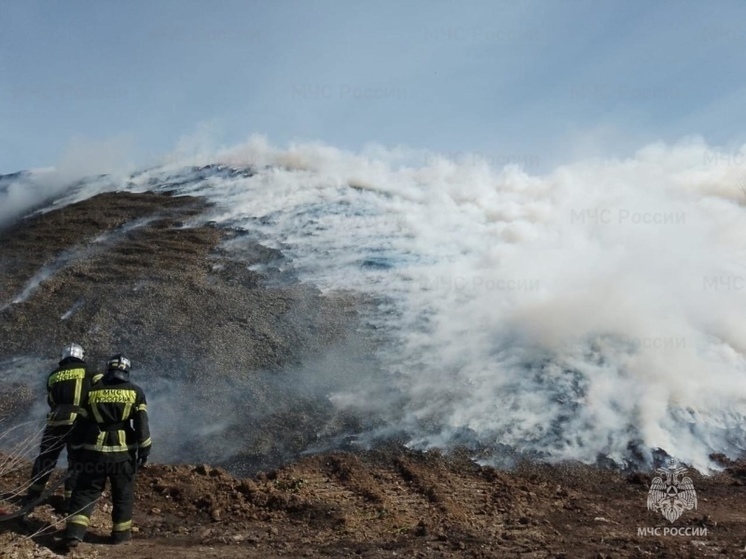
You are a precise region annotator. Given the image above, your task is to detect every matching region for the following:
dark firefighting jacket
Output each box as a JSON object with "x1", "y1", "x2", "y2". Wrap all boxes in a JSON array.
[
  {"x1": 71, "y1": 377, "x2": 152, "y2": 462},
  {"x1": 45, "y1": 358, "x2": 103, "y2": 427}
]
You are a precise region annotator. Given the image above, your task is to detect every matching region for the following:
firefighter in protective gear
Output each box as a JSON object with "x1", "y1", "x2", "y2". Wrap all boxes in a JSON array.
[
  {"x1": 26, "y1": 343, "x2": 102, "y2": 507},
  {"x1": 64, "y1": 354, "x2": 151, "y2": 548}
]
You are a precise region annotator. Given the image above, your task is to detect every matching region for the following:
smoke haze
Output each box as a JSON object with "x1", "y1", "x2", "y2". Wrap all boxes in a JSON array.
[{"x1": 3, "y1": 136, "x2": 746, "y2": 470}]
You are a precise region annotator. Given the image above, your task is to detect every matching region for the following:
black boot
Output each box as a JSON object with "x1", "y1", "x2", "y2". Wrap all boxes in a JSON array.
[{"x1": 111, "y1": 530, "x2": 132, "y2": 544}]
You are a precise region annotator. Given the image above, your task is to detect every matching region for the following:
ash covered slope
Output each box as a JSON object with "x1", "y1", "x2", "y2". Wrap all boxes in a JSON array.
[
  {"x1": 3, "y1": 139, "x2": 746, "y2": 473},
  {"x1": 0, "y1": 189, "x2": 370, "y2": 472}
]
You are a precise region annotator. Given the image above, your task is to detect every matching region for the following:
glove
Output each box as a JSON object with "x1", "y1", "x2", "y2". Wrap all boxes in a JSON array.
[{"x1": 137, "y1": 448, "x2": 150, "y2": 468}]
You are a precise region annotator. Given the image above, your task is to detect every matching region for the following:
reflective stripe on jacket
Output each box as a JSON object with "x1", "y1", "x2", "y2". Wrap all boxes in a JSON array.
[
  {"x1": 72, "y1": 378, "x2": 151, "y2": 461},
  {"x1": 46, "y1": 360, "x2": 103, "y2": 427}
]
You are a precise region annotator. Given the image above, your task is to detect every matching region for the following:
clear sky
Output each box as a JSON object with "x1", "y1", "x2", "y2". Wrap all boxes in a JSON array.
[{"x1": 1, "y1": 0, "x2": 745, "y2": 173}]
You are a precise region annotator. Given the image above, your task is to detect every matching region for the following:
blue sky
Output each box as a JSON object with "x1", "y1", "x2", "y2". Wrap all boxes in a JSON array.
[{"x1": 1, "y1": 0, "x2": 745, "y2": 173}]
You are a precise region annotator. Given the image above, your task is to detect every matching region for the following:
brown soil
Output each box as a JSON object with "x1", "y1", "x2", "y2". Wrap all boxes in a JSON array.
[{"x1": 1, "y1": 450, "x2": 746, "y2": 558}]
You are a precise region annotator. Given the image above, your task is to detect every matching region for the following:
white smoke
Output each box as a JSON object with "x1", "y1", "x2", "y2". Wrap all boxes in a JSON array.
[
  {"x1": 0, "y1": 171, "x2": 60, "y2": 229},
  {"x1": 7, "y1": 135, "x2": 746, "y2": 470},
  {"x1": 139, "y1": 135, "x2": 745, "y2": 470},
  {"x1": 0, "y1": 135, "x2": 135, "y2": 228}
]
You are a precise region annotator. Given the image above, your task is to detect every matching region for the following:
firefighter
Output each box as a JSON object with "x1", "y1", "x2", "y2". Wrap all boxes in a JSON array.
[
  {"x1": 64, "y1": 354, "x2": 151, "y2": 548},
  {"x1": 25, "y1": 343, "x2": 102, "y2": 508}
]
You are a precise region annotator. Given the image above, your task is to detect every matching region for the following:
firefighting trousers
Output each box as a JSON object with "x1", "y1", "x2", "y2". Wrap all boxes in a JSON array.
[
  {"x1": 65, "y1": 459, "x2": 136, "y2": 540},
  {"x1": 29, "y1": 424, "x2": 78, "y2": 499}
]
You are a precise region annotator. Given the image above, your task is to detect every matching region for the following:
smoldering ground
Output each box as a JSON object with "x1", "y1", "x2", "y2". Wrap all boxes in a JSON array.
[
  {"x1": 3, "y1": 137, "x2": 746, "y2": 474},
  {"x1": 0, "y1": 186, "x2": 391, "y2": 474}
]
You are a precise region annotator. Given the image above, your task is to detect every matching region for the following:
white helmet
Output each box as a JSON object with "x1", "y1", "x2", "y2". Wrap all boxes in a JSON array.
[{"x1": 60, "y1": 343, "x2": 85, "y2": 362}]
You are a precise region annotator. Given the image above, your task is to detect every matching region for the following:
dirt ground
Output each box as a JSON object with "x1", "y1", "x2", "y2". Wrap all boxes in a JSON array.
[{"x1": 2, "y1": 448, "x2": 746, "y2": 558}]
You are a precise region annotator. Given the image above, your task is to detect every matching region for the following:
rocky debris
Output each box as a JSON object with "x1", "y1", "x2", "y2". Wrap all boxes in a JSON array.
[{"x1": 0, "y1": 532, "x2": 61, "y2": 558}]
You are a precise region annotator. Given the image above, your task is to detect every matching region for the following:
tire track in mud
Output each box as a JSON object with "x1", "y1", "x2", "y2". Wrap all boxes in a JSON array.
[{"x1": 275, "y1": 450, "x2": 519, "y2": 544}]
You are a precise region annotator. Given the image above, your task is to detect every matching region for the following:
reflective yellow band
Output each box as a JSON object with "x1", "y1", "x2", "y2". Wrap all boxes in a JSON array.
[
  {"x1": 88, "y1": 389, "x2": 137, "y2": 404},
  {"x1": 136, "y1": 404, "x2": 147, "y2": 412},
  {"x1": 73, "y1": 377, "x2": 82, "y2": 407},
  {"x1": 49, "y1": 369, "x2": 86, "y2": 385},
  {"x1": 139, "y1": 438, "x2": 152, "y2": 448},
  {"x1": 69, "y1": 514, "x2": 90, "y2": 527},
  {"x1": 77, "y1": 430, "x2": 138, "y2": 452},
  {"x1": 91, "y1": 403, "x2": 104, "y2": 423},
  {"x1": 79, "y1": 443, "x2": 138, "y2": 453},
  {"x1": 92, "y1": 373, "x2": 103, "y2": 384},
  {"x1": 113, "y1": 520, "x2": 132, "y2": 532},
  {"x1": 64, "y1": 490, "x2": 72, "y2": 498}
]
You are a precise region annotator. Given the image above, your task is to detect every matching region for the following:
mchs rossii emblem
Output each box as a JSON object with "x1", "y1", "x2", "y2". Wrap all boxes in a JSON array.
[{"x1": 647, "y1": 465, "x2": 697, "y2": 523}]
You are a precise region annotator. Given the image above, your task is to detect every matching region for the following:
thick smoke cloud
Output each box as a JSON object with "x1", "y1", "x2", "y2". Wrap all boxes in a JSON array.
[
  {"x1": 145, "y1": 135, "x2": 746, "y2": 471},
  {"x1": 4, "y1": 136, "x2": 746, "y2": 472}
]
